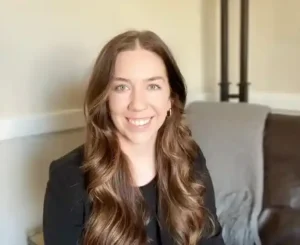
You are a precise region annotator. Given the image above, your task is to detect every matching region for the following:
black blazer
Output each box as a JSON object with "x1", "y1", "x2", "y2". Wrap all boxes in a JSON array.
[{"x1": 43, "y1": 145, "x2": 225, "y2": 245}]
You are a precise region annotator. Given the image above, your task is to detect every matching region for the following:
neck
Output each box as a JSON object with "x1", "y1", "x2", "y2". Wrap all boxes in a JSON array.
[{"x1": 118, "y1": 136, "x2": 157, "y2": 186}]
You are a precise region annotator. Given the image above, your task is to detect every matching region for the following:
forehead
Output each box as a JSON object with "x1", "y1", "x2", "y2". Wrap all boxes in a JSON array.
[{"x1": 113, "y1": 49, "x2": 167, "y2": 78}]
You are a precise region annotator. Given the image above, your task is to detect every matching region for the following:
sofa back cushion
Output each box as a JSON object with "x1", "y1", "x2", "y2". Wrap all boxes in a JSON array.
[
  {"x1": 264, "y1": 113, "x2": 300, "y2": 209},
  {"x1": 261, "y1": 113, "x2": 300, "y2": 245}
]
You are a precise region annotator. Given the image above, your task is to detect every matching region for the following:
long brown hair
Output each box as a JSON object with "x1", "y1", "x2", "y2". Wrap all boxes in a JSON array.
[{"x1": 82, "y1": 30, "x2": 214, "y2": 245}]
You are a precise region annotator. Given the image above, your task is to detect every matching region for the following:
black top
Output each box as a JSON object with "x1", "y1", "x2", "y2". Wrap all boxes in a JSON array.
[
  {"x1": 43, "y1": 145, "x2": 225, "y2": 245},
  {"x1": 140, "y1": 177, "x2": 161, "y2": 245}
]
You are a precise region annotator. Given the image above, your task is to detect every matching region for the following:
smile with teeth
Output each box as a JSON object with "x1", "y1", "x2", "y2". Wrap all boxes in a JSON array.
[{"x1": 127, "y1": 117, "x2": 152, "y2": 126}]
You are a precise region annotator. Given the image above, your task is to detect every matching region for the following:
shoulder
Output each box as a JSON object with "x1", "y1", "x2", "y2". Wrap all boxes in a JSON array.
[
  {"x1": 193, "y1": 148, "x2": 207, "y2": 175},
  {"x1": 50, "y1": 144, "x2": 84, "y2": 175},
  {"x1": 49, "y1": 145, "x2": 85, "y2": 182},
  {"x1": 193, "y1": 147, "x2": 216, "y2": 210},
  {"x1": 47, "y1": 144, "x2": 86, "y2": 203},
  {"x1": 193, "y1": 148, "x2": 225, "y2": 243},
  {"x1": 193, "y1": 148, "x2": 212, "y2": 190}
]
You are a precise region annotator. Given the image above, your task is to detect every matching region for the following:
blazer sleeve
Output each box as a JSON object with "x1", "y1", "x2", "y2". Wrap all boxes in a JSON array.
[
  {"x1": 43, "y1": 160, "x2": 85, "y2": 245},
  {"x1": 196, "y1": 150, "x2": 225, "y2": 245}
]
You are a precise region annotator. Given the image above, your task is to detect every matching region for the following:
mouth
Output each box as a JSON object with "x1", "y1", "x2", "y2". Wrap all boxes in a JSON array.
[{"x1": 126, "y1": 117, "x2": 153, "y2": 126}]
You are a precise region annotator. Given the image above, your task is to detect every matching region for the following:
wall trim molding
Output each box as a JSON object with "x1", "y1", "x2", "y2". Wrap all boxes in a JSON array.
[
  {"x1": 187, "y1": 90, "x2": 300, "y2": 114},
  {"x1": 0, "y1": 109, "x2": 85, "y2": 141},
  {"x1": 1, "y1": 91, "x2": 299, "y2": 141}
]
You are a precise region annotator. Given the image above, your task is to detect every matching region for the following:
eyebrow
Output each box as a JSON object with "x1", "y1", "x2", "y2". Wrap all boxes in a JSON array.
[
  {"x1": 144, "y1": 76, "x2": 165, "y2": 82},
  {"x1": 112, "y1": 76, "x2": 165, "y2": 83}
]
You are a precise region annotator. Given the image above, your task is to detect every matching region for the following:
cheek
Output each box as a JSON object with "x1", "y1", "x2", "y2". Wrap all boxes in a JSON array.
[
  {"x1": 108, "y1": 96, "x2": 116, "y2": 112},
  {"x1": 151, "y1": 98, "x2": 170, "y2": 115},
  {"x1": 108, "y1": 97, "x2": 124, "y2": 129},
  {"x1": 149, "y1": 89, "x2": 171, "y2": 112},
  {"x1": 108, "y1": 94, "x2": 127, "y2": 113}
]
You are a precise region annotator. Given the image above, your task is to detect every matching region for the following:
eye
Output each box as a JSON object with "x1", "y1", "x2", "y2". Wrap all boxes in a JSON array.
[
  {"x1": 114, "y1": 84, "x2": 129, "y2": 92},
  {"x1": 148, "y1": 84, "x2": 161, "y2": 90}
]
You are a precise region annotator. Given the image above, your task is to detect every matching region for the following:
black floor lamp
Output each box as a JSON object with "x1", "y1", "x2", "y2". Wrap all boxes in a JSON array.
[{"x1": 219, "y1": 0, "x2": 250, "y2": 102}]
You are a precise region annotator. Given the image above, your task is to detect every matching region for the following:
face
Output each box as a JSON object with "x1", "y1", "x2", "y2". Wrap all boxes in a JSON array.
[{"x1": 108, "y1": 48, "x2": 171, "y2": 145}]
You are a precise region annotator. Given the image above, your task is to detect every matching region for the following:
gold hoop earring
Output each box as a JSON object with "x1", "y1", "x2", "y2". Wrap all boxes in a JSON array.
[{"x1": 167, "y1": 108, "x2": 172, "y2": 117}]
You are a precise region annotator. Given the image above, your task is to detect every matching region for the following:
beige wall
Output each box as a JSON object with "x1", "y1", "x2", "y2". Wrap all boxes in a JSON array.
[
  {"x1": 249, "y1": 0, "x2": 300, "y2": 92},
  {"x1": 203, "y1": 0, "x2": 300, "y2": 94}
]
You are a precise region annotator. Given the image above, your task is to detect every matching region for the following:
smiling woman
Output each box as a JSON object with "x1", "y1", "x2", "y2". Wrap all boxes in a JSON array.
[{"x1": 43, "y1": 30, "x2": 225, "y2": 245}]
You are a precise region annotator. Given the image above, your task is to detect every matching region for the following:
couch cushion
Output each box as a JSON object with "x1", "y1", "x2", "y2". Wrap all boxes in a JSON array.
[
  {"x1": 263, "y1": 113, "x2": 300, "y2": 209},
  {"x1": 261, "y1": 113, "x2": 300, "y2": 245}
]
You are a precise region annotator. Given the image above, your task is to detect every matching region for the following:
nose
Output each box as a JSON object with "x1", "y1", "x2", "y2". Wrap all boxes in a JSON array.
[{"x1": 128, "y1": 87, "x2": 148, "y2": 112}]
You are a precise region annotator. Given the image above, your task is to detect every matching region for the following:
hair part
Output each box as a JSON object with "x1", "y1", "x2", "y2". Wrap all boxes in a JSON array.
[{"x1": 82, "y1": 29, "x2": 215, "y2": 245}]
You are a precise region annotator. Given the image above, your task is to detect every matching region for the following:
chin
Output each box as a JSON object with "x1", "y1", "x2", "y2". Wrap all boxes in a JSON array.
[{"x1": 124, "y1": 132, "x2": 157, "y2": 145}]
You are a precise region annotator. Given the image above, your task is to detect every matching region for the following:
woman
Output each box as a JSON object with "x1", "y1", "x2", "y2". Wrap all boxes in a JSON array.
[{"x1": 43, "y1": 30, "x2": 225, "y2": 245}]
